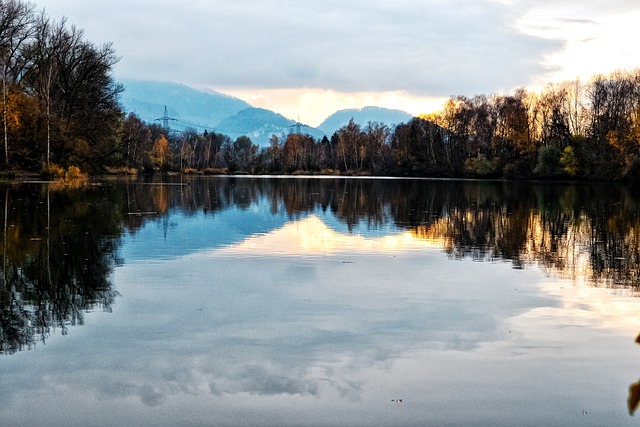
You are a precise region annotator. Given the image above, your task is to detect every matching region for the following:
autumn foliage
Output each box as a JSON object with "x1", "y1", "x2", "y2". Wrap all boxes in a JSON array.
[
  {"x1": 3, "y1": 1, "x2": 640, "y2": 181},
  {"x1": 0, "y1": 0, "x2": 122, "y2": 173},
  {"x1": 115, "y1": 69, "x2": 640, "y2": 181}
]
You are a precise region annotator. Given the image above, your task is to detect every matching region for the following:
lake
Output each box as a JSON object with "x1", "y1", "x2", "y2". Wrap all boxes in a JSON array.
[{"x1": 1, "y1": 176, "x2": 640, "y2": 426}]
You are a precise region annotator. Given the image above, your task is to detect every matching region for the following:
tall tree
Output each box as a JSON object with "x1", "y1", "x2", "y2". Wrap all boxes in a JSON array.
[
  {"x1": 363, "y1": 121, "x2": 389, "y2": 173},
  {"x1": 0, "y1": 0, "x2": 35, "y2": 165},
  {"x1": 151, "y1": 134, "x2": 170, "y2": 171},
  {"x1": 336, "y1": 119, "x2": 364, "y2": 171}
]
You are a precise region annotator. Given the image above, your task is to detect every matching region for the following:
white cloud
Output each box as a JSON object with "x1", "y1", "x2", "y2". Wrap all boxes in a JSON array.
[
  {"x1": 513, "y1": 1, "x2": 640, "y2": 85},
  {"x1": 43, "y1": 0, "x2": 554, "y2": 95},
  {"x1": 41, "y1": 0, "x2": 640, "y2": 120}
]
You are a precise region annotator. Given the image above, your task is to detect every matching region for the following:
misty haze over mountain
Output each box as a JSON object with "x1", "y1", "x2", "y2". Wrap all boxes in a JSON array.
[
  {"x1": 317, "y1": 107, "x2": 413, "y2": 135},
  {"x1": 119, "y1": 80, "x2": 251, "y2": 131},
  {"x1": 118, "y1": 80, "x2": 415, "y2": 146}
]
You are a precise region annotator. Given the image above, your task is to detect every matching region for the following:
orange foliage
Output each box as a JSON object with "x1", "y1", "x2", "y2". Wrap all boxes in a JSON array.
[
  {"x1": 151, "y1": 135, "x2": 171, "y2": 169},
  {"x1": 152, "y1": 186, "x2": 169, "y2": 214}
]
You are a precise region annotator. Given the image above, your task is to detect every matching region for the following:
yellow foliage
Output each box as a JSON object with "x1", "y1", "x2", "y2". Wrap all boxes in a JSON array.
[
  {"x1": 151, "y1": 135, "x2": 171, "y2": 168},
  {"x1": 418, "y1": 111, "x2": 443, "y2": 125},
  {"x1": 152, "y1": 186, "x2": 169, "y2": 214},
  {"x1": 560, "y1": 146, "x2": 579, "y2": 177},
  {"x1": 5, "y1": 91, "x2": 21, "y2": 131},
  {"x1": 47, "y1": 163, "x2": 66, "y2": 179},
  {"x1": 47, "y1": 164, "x2": 89, "y2": 189},
  {"x1": 3, "y1": 89, "x2": 39, "y2": 135},
  {"x1": 65, "y1": 165, "x2": 85, "y2": 180}
]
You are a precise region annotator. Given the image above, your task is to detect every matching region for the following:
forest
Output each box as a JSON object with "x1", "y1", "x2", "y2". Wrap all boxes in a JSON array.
[{"x1": 2, "y1": 0, "x2": 640, "y2": 180}]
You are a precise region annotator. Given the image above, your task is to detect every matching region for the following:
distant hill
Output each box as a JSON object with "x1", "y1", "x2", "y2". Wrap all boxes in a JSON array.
[
  {"x1": 216, "y1": 107, "x2": 327, "y2": 147},
  {"x1": 118, "y1": 79, "x2": 251, "y2": 131},
  {"x1": 318, "y1": 106, "x2": 413, "y2": 135},
  {"x1": 118, "y1": 80, "x2": 411, "y2": 146}
]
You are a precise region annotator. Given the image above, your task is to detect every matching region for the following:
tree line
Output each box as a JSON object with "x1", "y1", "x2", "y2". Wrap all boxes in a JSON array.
[
  {"x1": 2, "y1": 0, "x2": 640, "y2": 180},
  {"x1": 131, "y1": 69, "x2": 640, "y2": 181}
]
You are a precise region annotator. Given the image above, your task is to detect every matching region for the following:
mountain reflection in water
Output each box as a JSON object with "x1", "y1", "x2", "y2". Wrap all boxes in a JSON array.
[{"x1": 2, "y1": 177, "x2": 640, "y2": 426}]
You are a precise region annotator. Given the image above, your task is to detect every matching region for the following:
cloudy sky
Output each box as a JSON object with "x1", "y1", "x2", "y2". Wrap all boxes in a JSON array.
[{"x1": 42, "y1": 0, "x2": 640, "y2": 125}]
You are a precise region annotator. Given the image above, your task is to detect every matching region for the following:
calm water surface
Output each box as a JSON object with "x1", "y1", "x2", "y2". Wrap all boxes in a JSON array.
[{"x1": 2, "y1": 176, "x2": 640, "y2": 426}]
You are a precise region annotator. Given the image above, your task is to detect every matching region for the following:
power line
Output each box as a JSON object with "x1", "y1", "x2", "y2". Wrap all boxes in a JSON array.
[
  {"x1": 153, "y1": 107, "x2": 219, "y2": 134},
  {"x1": 156, "y1": 106, "x2": 324, "y2": 138}
]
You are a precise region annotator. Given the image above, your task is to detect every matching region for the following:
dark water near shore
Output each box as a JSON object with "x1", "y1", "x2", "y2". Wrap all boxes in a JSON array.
[{"x1": 2, "y1": 176, "x2": 640, "y2": 426}]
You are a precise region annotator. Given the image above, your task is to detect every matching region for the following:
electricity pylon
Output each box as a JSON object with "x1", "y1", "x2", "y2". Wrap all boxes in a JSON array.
[{"x1": 155, "y1": 105, "x2": 178, "y2": 130}]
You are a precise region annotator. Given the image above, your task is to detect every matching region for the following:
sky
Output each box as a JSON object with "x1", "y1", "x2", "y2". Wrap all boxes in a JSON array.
[{"x1": 42, "y1": 0, "x2": 640, "y2": 126}]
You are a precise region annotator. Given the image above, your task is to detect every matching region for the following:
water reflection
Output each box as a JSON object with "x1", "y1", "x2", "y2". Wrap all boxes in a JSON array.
[
  {"x1": 3, "y1": 177, "x2": 640, "y2": 355},
  {"x1": 2, "y1": 177, "x2": 640, "y2": 425},
  {"x1": 0, "y1": 184, "x2": 121, "y2": 354},
  {"x1": 122, "y1": 177, "x2": 640, "y2": 290}
]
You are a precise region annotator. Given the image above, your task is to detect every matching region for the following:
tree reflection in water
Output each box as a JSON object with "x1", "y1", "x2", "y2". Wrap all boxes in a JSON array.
[
  {"x1": 3, "y1": 177, "x2": 640, "y2": 356},
  {"x1": 0, "y1": 183, "x2": 122, "y2": 354}
]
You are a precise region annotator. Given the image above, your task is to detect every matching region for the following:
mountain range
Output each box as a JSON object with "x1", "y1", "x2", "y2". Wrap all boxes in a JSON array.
[{"x1": 118, "y1": 79, "x2": 414, "y2": 146}]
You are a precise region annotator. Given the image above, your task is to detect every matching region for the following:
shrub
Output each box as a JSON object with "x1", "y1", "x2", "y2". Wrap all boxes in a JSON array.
[
  {"x1": 65, "y1": 165, "x2": 85, "y2": 180},
  {"x1": 319, "y1": 169, "x2": 340, "y2": 175},
  {"x1": 47, "y1": 163, "x2": 66, "y2": 179},
  {"x1": 202, "y1": 168, "x2": 228, "y2": 175},
  {"x1": 464, "y1": 154, "x2": 499, "y2": 177},
  {"x1": 560, "y1": 146, "x2": 579, "y2": 177},
  {"x1": 104, "y1": 166, "x2": 138, "y2": 175},
  {"x1": 182, "y1": 168, "x2": 202, "y2": 175},
  {"x1": 534, "y1": 145, "x2": 563, "y2": 178}
]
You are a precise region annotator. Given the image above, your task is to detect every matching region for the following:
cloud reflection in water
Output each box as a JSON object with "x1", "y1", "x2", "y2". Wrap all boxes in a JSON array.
[{"x1": 2, "y1": 202, "x2": 640, "y2": 426}]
